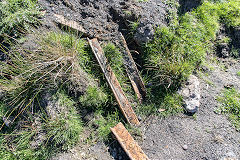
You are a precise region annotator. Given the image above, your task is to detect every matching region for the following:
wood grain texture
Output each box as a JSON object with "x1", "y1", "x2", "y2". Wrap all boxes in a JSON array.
[{"x1": 111, "y1": 122, "x2": 149, "y2": 160}]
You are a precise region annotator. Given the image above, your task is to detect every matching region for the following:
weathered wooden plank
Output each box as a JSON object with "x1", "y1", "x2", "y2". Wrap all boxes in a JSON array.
[
  {"x1": 88, "y1": 38, "x2": 140, "y2": 126},
  {"x1": 111, "y1": 122, "x2": 149, "y2": 160},
  {"x1": 119, "y1": 33, "x2": 146, "y2": 103},
  {"x1": 53, "y1": 14, "x2": 87, "y2": 35}
]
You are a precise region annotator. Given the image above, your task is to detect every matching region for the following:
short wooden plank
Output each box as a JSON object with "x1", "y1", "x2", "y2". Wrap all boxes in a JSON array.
[
  {"x1": 53, "y1": 14, "x2": 87, "y2": 35},
  {"x1": 111, "y1": 122, "x2": 149, "y2": 160},
  {"x1": 119, "y1": 33, "x2": 146, "y2": 103},
  {"x1": 88, "y1": 38, "x2": 140, "y2": 126}
]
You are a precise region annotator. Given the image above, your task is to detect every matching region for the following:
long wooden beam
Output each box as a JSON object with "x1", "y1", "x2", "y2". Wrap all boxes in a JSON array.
[
  {"x1": 88, "y1": 38, "x2": 140, "y2": 126},
  {"x1": 111, "y1": 122, "x2": 149, "y2": 160},
  {"x1": 119, "y1": 33, "x2": 146, "y2": 103}
]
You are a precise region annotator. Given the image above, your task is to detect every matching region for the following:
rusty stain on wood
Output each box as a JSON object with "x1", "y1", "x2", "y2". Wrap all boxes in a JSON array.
[
  {"x1": 111, "y1": 122, "x2": 149, "y2": 160},
  {"x1": 54, "y1": 14, "x2": 87, "y2": 35},
  {"x1": 88, "y1": 38, "x2": 140, "y2": 126},
  {"x1": 120, "y1": 33, "x2": 146, "y2": 103}
]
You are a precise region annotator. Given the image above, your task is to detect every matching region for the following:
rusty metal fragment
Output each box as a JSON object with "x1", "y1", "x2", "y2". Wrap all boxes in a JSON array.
[
  {"x1": 53, "y1": 14, "x2": 87, "y2": 35},
  {"x1": 111, "y1": 122, "x2": 149, "y2": 160},
  {"x1": 88, "y1": 38, "x2": 140, "y2": 126},
  {"x1": 119, "y1": 33, "x2": 146, "y2": 103}
]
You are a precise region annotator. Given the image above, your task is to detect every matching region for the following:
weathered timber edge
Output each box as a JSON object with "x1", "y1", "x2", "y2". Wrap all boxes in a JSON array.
[
  {"x1": 111, "y1": 122, "x2": 149, "y2": 160},
  {"x1": 120, "y1": 33, "x2": 147, "y2": 103},
  {"x1": 88, "y1": 38, "x2": 140, "y2": 126}
]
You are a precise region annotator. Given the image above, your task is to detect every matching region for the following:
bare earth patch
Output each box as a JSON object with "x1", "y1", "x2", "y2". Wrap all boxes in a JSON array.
[{"x1": 140, "y1": 59, "x2": 240, "y2": 160}]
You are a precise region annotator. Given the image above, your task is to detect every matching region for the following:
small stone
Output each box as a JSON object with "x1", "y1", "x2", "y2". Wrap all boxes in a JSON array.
[
  {"x1": 138, "y1": 115, "x2": 142, "y2": 121},
  {"x1": 224, "y1": 84, "x2": 234, "y2": 89},
  {"x1": 158, "y1": 108, "x2": 166, "y2": 112},
  {"x1": 80, "y1": 152, "x2": 86, "y2": 157},
  {"x1": 182, "y1": 144, "x2": 188, "y2": 150}
]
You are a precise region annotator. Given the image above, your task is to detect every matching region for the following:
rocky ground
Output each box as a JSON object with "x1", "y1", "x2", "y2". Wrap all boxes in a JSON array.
[
  {"x1": 50, "y1": 58, "x2": 240, "y2": 160},
  {"x1": 30, "y1": 0, "x2": 240, "y2": 159},
  {"x1": 140, "y1": 58, "x2": 240, "y2": 160}
]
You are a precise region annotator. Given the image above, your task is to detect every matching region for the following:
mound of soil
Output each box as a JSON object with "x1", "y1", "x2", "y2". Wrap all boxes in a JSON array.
[{"x1": 39, "y1": 0, "x2": 169, "y2": 44}]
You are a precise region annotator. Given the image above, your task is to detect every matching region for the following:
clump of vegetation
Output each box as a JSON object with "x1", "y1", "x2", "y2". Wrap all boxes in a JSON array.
[
  {"x1": 0, "y1": 91, "x2": 83, "y2": 160},
  {"x1": 103, "y1": 43, "x2": 133, "y2": 94},
  {"x1": 0, "y1": 127, "x2": 46, "y2": 160},
  {"x1": 144, "y1": 0, "x2": 240, "y2": 88},
  {"x1": 0, "y1": 32, "x2": 125, "y2": 158},
  {"x1": 217, "y1": 88, "x2": 240, "y2": 130},
  {"x1": 0, "y1": 0, "x2": 41, "y2": 37},
  {"x1": 79, "y1": 86, "x2": 108, "y2": 110},
  {"x1": 237, "y1": 71, "x2": 240, "y2": 77},
  {"x1": 94, "y1": 111, "x2": 119, "y2": 141},
  {"x1": 129, "y1": 20, "x2": 140, "y2": 33},
  {"x1": 43, "y1": 92, "x2": 83, "y2": 151},
  {"x1": 0, "y1": 32, "x2": 89, "y2": 123},
  {"x1": 138, "y1": 0, "x2": 240, "y2": 117},
  {"x1": 137, "y1": 91, "x2": 183, "y2": 117},
  {"x1": 103, "y1": 43, "x2": 124, "y2": 74},
  {"x1": 0, "y1": 30, "x2": 105, "y2": 159}
]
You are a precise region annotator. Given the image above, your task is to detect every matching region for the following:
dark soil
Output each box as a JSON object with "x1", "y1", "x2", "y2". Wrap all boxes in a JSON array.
[
  {"x1": 216, "y1": 25, "x2": 240, "y2": 58},
  {"x1": 38, "y1": 0, "x2": 168, "y2": 45},
  {"x1": 179, "y1": 0, "x2": 202, "y2": 14}
]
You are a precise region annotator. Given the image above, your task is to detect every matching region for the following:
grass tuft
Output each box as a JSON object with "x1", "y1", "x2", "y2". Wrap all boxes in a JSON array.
[
  {"x1": 144, "y1": 0, "x2": 240, "y2": 89},
  {"x1": 237, "y1": 71, "x2": 240, "y2": 77},
  {"x1": 103, "y1": 43, "x2": 133, "y2": 94},
  {"x1": 94, "y1": 111, "x2": 119, "y2": 141},
  {"x1": 79, "y1": 86, "x2": 108, "y2": 110},
  {"x1": 44, "y1": 91, "x2": 83, "y2": 151},
  {"x1": 217, "y1": 88, "x2": 240, "y2": 131},
  {"x1": 0, "y1": 0, "x2": 41, "y2": 37},
  {"x1": 0, "y1": 91, "x2": 83, "y2": 160}
]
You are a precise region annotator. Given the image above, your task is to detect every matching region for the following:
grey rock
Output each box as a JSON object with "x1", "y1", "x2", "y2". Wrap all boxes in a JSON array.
[
  {"x1": 219, "y1": 43, "x2": 230, "y2": 58},
  {"x1": 182, "y1": 144, "x2": 188, "y2": 150},
  {"x1": 178, "y1": 75, "x2": 200, "y2": 114},
  {"x1": 134, "y1": 0, "x2": 168, "y2": 44},
  {"x1": 220, "y1": 150, "x2": 237, "y2": 160}
]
